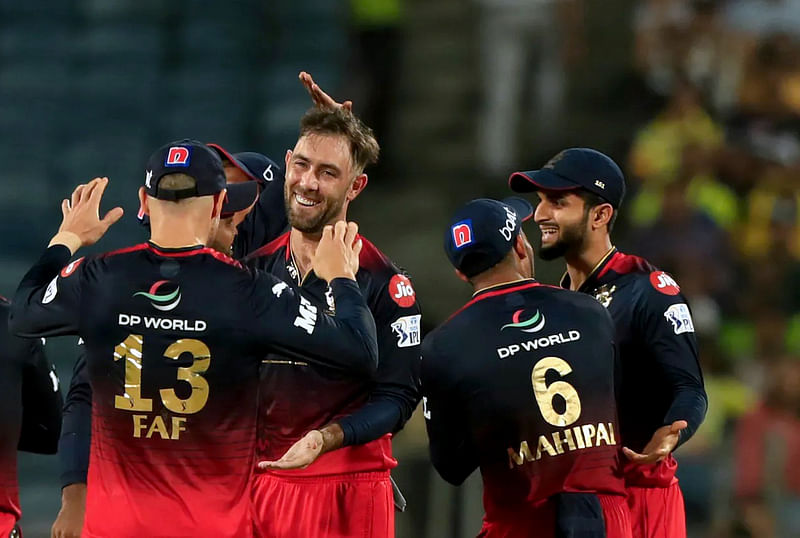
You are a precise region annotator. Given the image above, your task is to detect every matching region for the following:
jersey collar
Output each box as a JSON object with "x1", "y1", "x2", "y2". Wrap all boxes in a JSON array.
[{"x1": 559, "y1": 247, "x2": 618, "y2": 292}]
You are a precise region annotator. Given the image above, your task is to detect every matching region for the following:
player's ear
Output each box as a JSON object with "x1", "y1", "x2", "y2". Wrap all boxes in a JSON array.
[
  {"x1": 347, "y1": 173, "x2": 368, "y2": 202},
  {"x1": 211, "y1": 190, "x2": 227, "y2": 219},
  {"x1": 137, "y1": 187, "x2": 149, "y2": 216},
  {"x1": 513, "y1": 233, "x2": 527, "y2": 259},
  {"x1": 454, "y1": 268, "x2": 470, "y2": 283},
  {"x1": 285, "y1": 150, "x2": 292, "y2": 169},
  {"x1": 591, "y1": 203, "x2": 613, "y2": 231}
]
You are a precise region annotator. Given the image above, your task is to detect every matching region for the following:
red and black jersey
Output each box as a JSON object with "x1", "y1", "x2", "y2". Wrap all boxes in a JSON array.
[
  {"x1": 244, "y1": 232, "x2": 422, "y2": 475},
  {"x1": 0, "y1": 297, "x2": 61, "y2": 536},
  {"x1": 561, "y1": 248, "x2": 707, "y2": 487},
  {"x1": 422, "y1": 280, "x2": 625, "y2": 518},
  {"x1": 9, "y1": 242, "x2": 377, "y2": 538}
]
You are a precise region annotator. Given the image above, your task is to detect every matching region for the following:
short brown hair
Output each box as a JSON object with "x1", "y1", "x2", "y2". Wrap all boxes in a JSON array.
[{"x1": 299, "y1": 108, "x2": 380, "y2": 174}]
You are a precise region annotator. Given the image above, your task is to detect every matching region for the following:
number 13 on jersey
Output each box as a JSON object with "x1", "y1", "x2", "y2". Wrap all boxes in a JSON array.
[{"x1": 113, "y1": 334, "x2": 212, "y2": 440}]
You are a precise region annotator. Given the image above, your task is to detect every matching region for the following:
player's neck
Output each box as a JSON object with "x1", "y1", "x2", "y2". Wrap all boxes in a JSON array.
[
  {"x1": 564, "y1": 235, "x2": 614, "y2": 291},
  {"x1": 149, "y1": 219, "x2": 209, "y2": 249},
  {"x1": 471, "y1": 267, "x2": 530, "y2": 296},
  {"x1": 289, "y1": 227, "x2": 323, "y2": 279}
]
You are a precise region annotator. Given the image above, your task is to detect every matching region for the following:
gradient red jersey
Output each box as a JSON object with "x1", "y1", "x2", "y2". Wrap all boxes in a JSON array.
[
  {"x1": 422, "y1": 280, "x2": 626, "y2": 521},
  {"x1": 0, "y1": 298, "x2": 61, "y2": 536},
  {"x1": 245, "y1": 232, "x2": 421, "y2": 476},
  {"x1": 9, "y1": 242, "x2": 377, "y2": 538}
]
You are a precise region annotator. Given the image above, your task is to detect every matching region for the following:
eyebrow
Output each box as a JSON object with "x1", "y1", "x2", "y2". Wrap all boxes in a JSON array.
[{"x1": 292, "y1": 152, "x2": 342, "y2": 175}]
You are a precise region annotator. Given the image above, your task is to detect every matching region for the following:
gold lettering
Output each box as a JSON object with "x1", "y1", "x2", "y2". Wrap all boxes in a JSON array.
[
  {"x1": 582, "y1": 424, "x2": 596, "y2": 448},
  {"x1": 146, "y1": 415, "x2": 170, "y2": 439},
  {"x1": 133, "y1": 414, "x2": 148, "y2": 438},
  {"x1": 563, "y1": 429, "x2": 577, "y2": 451},
  {"x1": 551, "y1": 431, "x2": 566, "y2": 455},
  {"x1": 596, "y1": 423, "x2": 611, "y2": 446},
  {"x1": 536, "y1": 435, "x2": 557, "y2": 459},
  {"x1": 171, "y1": 416, "x2": 187, "y2": 440},
  {"x1": 608, "y1": 422, "x2": 616, "y2": 445},
  {"x1": 573, "y1": 425, "x2": 586, "y2": 449},
  {"x1": 507, "y1": 441, "x2": 535, "y2": 468},
  {"x1": 160, "y1": 339, "x2": 211, "y2": 414}
]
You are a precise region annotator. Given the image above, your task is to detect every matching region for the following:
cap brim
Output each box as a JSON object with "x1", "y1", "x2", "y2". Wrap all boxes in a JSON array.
[
  {"x1": 508, "y1": 169, "x2": 582, "y2": 193},
  {"x1": 501, "y1": 196, "x2": 534, "y2": 223},
  {"x1": 208, "y1": 143, "x2": 261, "y2": 183},
  {"x1": 222, "y1": 181, "x2": 259, "y2": 217}
]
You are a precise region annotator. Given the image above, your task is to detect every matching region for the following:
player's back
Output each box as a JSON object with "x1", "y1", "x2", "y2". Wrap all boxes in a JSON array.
[
  {"x1": 64, "y1": 244, "x2": 267, "y2": 537},
  {"x1": 423, "y1": 281, "x2": 625, "y2": 517}
]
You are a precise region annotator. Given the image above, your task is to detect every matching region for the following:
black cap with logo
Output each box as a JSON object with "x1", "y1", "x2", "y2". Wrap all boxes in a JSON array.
[
  {"x1": 444, "y1": 197, "x2": 534, "y2": 278},
  {"x1": 509, "y1": 148, "x2": 626, "y2": 208}
]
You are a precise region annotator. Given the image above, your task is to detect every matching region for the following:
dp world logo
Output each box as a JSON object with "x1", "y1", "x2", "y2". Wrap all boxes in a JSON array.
[
  {"x1": 134, "y1": 280, "x2": 182, "y2": 312},
  {"x1": 501, "y1": 309, "x2": 546, "y2": 333}
]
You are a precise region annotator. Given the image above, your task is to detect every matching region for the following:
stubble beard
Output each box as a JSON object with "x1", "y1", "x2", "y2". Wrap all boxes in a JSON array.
[
  {"x1": 285, "y1": 194, "x2": 346, "y2": 234},
  {"x1": 538, "y1": 215, "x2": 589, "y2": 261}
]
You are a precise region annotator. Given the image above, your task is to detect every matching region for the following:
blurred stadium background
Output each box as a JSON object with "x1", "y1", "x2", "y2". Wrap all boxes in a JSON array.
[{"x1": 2, "y1": 0, "x2": 799, "y2": 536}]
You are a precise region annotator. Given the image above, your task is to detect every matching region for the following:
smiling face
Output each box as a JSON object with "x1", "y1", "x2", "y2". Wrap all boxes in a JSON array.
[
  {"x1": 283, "y1": 133, "x2": 366, "y2": 234},
  {"x1": 533, "y1": 189, "x2": 592, "y2": 260}
]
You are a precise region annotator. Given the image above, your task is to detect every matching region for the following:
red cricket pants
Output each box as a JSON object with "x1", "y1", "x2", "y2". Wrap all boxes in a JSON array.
[
  {"x1": 251, "y1": 470, "x2": 394, "y2": 538},
  {"x1": 478, "y1": 494, "x2": 632, "y2": 538}
]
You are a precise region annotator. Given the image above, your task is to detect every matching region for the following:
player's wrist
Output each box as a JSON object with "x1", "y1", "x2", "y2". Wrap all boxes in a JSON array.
[
  {"x1": 318, "y1": 423, "x2": 344, "y2": 454},
  {"x1": 61, "y1": 482, "x2": 87, "y2": 504},
  {"x1": 49, "y1": 231, "x2": 83, "y2": 255}
]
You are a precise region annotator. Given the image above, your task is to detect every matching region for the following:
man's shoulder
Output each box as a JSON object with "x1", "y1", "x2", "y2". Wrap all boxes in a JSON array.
[{"x1": 244, "y1": 232, "x2": 291, "y2": 264}]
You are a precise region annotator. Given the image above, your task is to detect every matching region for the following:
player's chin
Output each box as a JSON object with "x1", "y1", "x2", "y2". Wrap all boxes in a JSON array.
[{"x1": 538, "y1": 242, "x2": 568, "y2": 261}]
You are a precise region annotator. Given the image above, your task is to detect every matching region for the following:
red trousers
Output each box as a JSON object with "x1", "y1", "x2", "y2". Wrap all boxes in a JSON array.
[
  {"x1": 478, "y1": 494, "x2": 632, "y2": 538},
  {"x1": 251, "y1": 470, "x2": 394, "y2": 538},
  {"x1": 626, "y1": 482, "x2": 686, "y2": 538}
]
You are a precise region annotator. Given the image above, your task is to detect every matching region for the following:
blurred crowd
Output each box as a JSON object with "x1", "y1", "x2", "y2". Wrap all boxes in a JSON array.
[{"x1": 622, "y1": 1, "x2": 800, "y2": 536}]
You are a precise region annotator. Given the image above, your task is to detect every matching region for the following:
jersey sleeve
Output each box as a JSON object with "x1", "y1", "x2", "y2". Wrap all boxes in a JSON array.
[
  {"x1": 634, "y1": 275, "x2": 708, "y2": 448},
  {"x1": 337, "y1": 275, "x2": 423, "y2": 446},
  {"x1": 17, "y1": 335, "x2": 62, "y2": 454},
  {"x1": 9, "y1": 245, "x2": 84, "y2": 338},
  {"x1": 249, "y1": 272, "x2": 379, "y2": 376},
  {"x1": 421, "y1": 333, "x2": 478, "y2": 485},
  {"x1": 59, "y1": 340, "x2": 92, "y2": 488}
]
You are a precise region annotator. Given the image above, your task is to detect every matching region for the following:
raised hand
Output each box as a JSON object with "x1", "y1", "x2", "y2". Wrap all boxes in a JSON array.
[
  {"x1": 50, "y1": 177, "x2": 124, "y2": 253},
  {"x1": 299, "y1": 71, "x2": 353, "y2": 111},
  {"x1": 622, "y1": 420, "x2": 688, "y2": 464},
  {"x1": 312, "y1": 221, "x2": 362, "y2": 282}
]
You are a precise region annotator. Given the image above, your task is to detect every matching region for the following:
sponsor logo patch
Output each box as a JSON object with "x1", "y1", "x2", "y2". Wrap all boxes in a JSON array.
[
  {"x1": 145, "y1": 170, "x2": 153, "y2": 188},
  {"x1": 294, "y1": 296, "x2": 318, "y2": 334},
  {"x1": 272, "y1": 282, "x2": 288, "y2": 297},
  {"x1": 391, "y1": 314, "x2": 422, "y2": 348},
  {"x1": 60, "y1": 257, "x2": 84, "y2": 278},
  {"x1": 451, "y1": 220, "x2": 473, "y2": 249},
  {"x1": 502, "y1": 309, "x2": 546, "y2": 333},
  {"x1": 42, "y1": 276, "x2": 58, "y2": 304},
  {"x1": 134, "y1": 280, "x2": 182, "y2": 312},
  {"x1": 498, "y1": 206, "x2": 517, "y2": 241},
  {"x1": 165, "y1": 146, "x2": 191, "y2": 167},
  {"x1": 664, "y1": 303, "x2": 695, "y2": 334},
  {"x1": 650, "y1": 271, "x2": 680, "y2": 295},
  {"x1": 389, "y1": 274, "x2": 416, "y2": 308}
]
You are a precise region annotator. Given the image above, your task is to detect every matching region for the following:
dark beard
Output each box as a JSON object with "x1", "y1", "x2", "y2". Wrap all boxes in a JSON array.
[
  {"x1": 538, "y1": 214, "x2": 589, "y2": 261},
  {"x1": 284, "y1": 194, "x2": 345, "y2": 234}
]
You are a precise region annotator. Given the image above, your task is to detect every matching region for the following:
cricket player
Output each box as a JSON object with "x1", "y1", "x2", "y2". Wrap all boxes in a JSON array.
[
  {"x1": 52, "y1": 149, "x2": 285, "y2": 538},
  {"x1": 509, "y1": 148, "x2": 707, "y2": 538},
  {"x1": 422, "y1": 196, "x2": 631, "y2": 538},
  {"x1": 9, "y1": 140, "x2": 379, "y2": 537},
  {"x1": 245, "y1": 106, "x2": 422, "y2": 538},
  {"x1": 0, "y1": 298, "x2": 62, "y2": 538}
]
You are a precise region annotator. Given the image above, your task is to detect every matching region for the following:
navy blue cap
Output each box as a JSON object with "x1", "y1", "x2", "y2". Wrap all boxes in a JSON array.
[
  {"x1": 207, "y1": 143, "x2": 284, "y2": 186},
  {"x1": 145, "y1": 139, "x2": 226, "y2": 200},
  {"x1": 509, "y1": 148, "x2": 626, "y2": 208},
  {"x1": 445, "y1": 197, "x2": 534, "y2": 278}
]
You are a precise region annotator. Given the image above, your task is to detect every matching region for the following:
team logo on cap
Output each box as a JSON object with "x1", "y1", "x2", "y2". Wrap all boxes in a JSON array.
[
  {"x1": 134, "y1": 280, "x2": 182, "y2": 311},
  {"x1": 501, "y1": 309, "x2": 546, "y2": 333},
  {"x1": 452, "y1": 220, "x2": 473, "y2": 249},
  {"x1": 165, "y1": 146, "x2": 191, "y2": 167}
]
